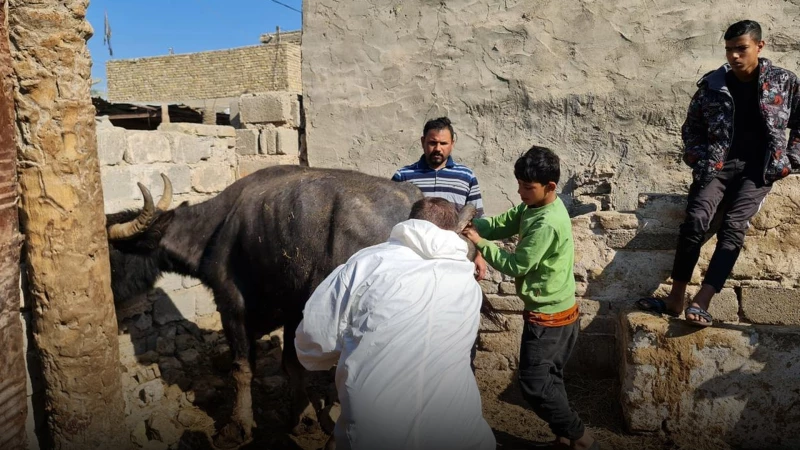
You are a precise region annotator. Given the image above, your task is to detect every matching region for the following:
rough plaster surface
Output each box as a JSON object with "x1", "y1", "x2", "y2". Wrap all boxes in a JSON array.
[
  {"x1": 303, "y1": 0, "x2": 800, "y2": 215},
  {"x1": 619, "y1": 312, "x2": 800, "y2": 449},
  {"x1": 10, "y1": 1, "x2": 128, "y2": 447}
]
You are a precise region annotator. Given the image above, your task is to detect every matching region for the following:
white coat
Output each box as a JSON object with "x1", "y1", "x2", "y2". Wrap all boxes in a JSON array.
[{"x1": 295, "y1": 219, "x2": 495, "y2": 450}]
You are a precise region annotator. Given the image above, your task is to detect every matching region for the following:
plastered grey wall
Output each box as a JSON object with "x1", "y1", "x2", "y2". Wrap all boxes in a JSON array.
[{"x1": 302, "y1": 0, "x2": 800, "y2": 215}]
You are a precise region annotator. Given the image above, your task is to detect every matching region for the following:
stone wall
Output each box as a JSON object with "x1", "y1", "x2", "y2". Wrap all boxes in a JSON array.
[
  {"x1": 302, "y1": 0, "x2": 800, "y2": 214},
  {"x1": 107, "y1": 43, "x2": 302, "y2": 103},
  {"x1": 19, "y1": 92, "x2": 304, "y2": 449},
  {"x1": 473, "y1": 176, "x2": 800, "y2": 448},
  {"x1": 301, "y1": 2, "x2": 800, "y2": 445}
]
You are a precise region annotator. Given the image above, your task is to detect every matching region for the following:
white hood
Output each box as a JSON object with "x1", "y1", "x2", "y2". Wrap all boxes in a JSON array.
[{"x1": 388, "y1": 219, "x2": 469, "y2": 261}]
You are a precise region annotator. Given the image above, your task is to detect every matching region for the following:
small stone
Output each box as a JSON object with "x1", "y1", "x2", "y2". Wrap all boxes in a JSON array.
[
  {"x1": 138, "y1": 351, "x2": 160, "y2": 365},
  {"x1": 134, "y1": 313, "x2": 153, "y2": 331},
  {"x1": 178, "y1": 348, "x2": 200, "y2": 364},
  {"x1": 261, "y1": 375, "x2": 287, "y2": 391},
  {"x1": 146, "y1": 412, "x2": 182, "y2": 444},
  {"x1": 176, "y1": 334, "x2": 199, "y2": 352},
  {"x1": 137, "y1": 379, "x2": 165, "y2": 405},
  {"x1": 156, "y1": 337, "x2": 176, "y2": 355},
  {"x1": 177, "y1": 408, "x2": 213, "y2": 429},
  {"x1": 131, "y1": 420, "x2": 149, "y2": 447}
]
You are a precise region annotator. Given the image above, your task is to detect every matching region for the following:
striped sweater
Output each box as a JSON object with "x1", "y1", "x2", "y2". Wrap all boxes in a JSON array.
[{"x1": 392, "y1": 155, "x2": 484, "y2": 217}]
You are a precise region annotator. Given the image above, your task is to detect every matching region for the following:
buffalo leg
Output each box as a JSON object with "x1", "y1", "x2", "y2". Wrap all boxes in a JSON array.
[
  {"x1": 213, "y1": 293, "x2": 256, "y2": 449},
  {"x1": 282, "y1": 316, "x2": 318, "y2": 434}
]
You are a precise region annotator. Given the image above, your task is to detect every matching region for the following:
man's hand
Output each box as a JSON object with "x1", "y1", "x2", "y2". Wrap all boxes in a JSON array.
[
  {"x1": 461, "y1": 224, "x2": 481, "y2": 245},
  {"x1": 473, "y1": 252, "x2": 487, "y2": 281}
]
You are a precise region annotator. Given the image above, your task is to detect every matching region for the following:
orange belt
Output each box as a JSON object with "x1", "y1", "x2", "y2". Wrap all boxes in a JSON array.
[{"x1": 523, "y1": 303, "x2": 579, "y2": 327}]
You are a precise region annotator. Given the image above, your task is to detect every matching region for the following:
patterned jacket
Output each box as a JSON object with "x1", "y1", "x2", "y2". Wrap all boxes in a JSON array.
[{"x1": 682, "y1": 58, "x2": 800, "y2": 187}]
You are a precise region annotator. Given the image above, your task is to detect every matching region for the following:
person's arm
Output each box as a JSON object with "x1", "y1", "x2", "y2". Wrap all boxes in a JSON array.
[
  {"x1": 471, "y1": 204, "x2": 522, "y2": 241},
  {"x1": 473, "y1": 252, "x2": 487, "y2": 281},
  {"x1": 681, "y1": 89, "x2": 708, "y2": 168},
  {"x1": 294, "y1": 265, "x2": 352, "y2": 371},
  {"x1": 391, "y1": 170, "x2": 404, "y2": 182},
  {"x1": 787, "y1": 75, "x2": 800, "y2": 171},
  {"x1": 466, "y1": 175, "x2": 485, "y2": 218},
  {"x1": 473, "y1": 223, "x2": 556, "y2": 278}
]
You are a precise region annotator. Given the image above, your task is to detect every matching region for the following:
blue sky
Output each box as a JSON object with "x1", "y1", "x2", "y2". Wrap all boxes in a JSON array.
[{"x1": 86, "y1": 0, "x2": 303, "y2": 93}]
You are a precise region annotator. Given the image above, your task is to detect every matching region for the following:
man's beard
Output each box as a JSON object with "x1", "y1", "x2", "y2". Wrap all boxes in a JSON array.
[{"x1": 427, "y1": 152, "x2": 444, "y2": 165}]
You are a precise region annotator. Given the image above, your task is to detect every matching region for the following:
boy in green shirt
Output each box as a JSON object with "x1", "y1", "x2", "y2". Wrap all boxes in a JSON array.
[{"x1": 463, "y1": 146, "x2": 598, "y2": 450}]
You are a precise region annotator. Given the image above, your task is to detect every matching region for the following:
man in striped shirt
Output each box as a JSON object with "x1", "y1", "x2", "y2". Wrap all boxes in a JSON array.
[{"x1": 392, "y1": 116, "x2": 487, "y2": 280}]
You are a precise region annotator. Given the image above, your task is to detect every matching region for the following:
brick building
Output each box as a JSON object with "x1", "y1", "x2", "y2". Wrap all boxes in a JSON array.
[{"x1": 106, "y1": 30, "x2": 301, "y2": 114}]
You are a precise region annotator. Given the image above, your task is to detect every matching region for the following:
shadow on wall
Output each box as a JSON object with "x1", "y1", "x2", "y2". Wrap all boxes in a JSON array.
[
  {"x1": 693, "y1": 329, "x2": 800, "y2": 450},
  {"x1": 115, "y1": 287, "x2": 332, "y2": 450}
]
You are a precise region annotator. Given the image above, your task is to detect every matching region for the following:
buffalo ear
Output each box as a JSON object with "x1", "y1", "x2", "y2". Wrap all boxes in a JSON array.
[
  {"x1": 455, "y1": 204, "x2": 477, "y2": 233},
  {"x1": 454, "y1": 205, "x2": 478, "y2": 261}
]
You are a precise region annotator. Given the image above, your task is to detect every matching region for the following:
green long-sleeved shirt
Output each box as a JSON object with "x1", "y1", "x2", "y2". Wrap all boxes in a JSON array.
[{"x1": 473, "y1": 197, "x2": 575, "y2": 314}]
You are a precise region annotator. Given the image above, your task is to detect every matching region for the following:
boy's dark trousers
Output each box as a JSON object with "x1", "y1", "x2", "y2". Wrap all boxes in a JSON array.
[
  {"x1": 518, "y1": 320, "x2": 584, "y2": 440},
  {"x1": 672, "y1": 159, "x2": 772, "y2": 291}
]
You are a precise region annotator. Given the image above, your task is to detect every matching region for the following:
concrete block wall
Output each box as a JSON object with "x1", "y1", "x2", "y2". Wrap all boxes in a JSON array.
[
  {"x1": 232, "y1": 92, "x2": 306, "y2": 171},
  {"x1": 95, "y1": 113, "x2": 302, "y2": 449}
]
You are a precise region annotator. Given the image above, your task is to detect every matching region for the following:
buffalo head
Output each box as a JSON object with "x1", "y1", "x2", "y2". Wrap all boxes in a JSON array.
[{"x1": 105, "y1": 174, "x2": 174, "y2": 303}]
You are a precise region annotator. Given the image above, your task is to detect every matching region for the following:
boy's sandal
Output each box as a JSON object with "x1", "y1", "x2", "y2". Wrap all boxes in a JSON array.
[
  {"x1": 684, "y1": 306, "x2": 713, "y2": 327},
  {"x1": 636, "y1": 297, "x2": 680, "y2": 318}
]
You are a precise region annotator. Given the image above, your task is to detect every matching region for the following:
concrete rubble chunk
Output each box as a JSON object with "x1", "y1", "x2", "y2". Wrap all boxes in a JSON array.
[
  {"x1": 97, "y1": 127, "x2": 127, "y2": 166},
  {"x1": 619, "y1": 311, "x2": 800, "y2": 449},
  {"x1": 235, "y1": 129, "x2": 259, "y2": 156},
  {"x1": 276, "y1": 127, "x2": 299, "y2": 156},
  {"x1": 741, "y1": 288, "x2": 800, "y2": 325},
  {"x1": 124, "y1": 131, "x2": 172, "y2": 164},
  {"x1": 238, "y1": 92, "x2": 301, "y2": 126},
  {"x1": 636, "y1": 193, "x2": 687, "y2": 230},
  {"x1": 137, "y1": 379, "x2": 165, "y2": 405},
  {"x1": 258, "y1": 126, "x2": 278, "y2": 155},
  {"x1": 594, "y1": 211, "x2": 639, "y2": 230},
  {"x1": 169, "y1": 133, "x2": 214, "y2": 164},
  {"x1": 146, "y1": 412, "x2": 182, "y2": 444},
  {"x1": 191, "y1": 165, "x2": 234, "y2": 193}
]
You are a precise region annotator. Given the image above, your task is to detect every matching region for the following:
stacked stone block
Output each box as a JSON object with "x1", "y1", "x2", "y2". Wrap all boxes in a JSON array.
[
  {"x1": 95, "y1": 111, "x2": 307, "y2": 448},
  {"x1": 472, "y1": 178, "x2": 800, "y2": 448},
  {"x1": 232, "y1": 92, "x2": 305, "y2": 176}
]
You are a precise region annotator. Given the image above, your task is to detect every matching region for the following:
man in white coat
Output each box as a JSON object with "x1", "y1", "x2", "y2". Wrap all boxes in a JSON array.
[{"x1": 295, "y1": 197, "x2": 495, "y2": 450}]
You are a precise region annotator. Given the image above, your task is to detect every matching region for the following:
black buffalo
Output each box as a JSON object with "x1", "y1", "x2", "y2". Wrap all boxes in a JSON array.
[{"x1": 106, "y1": 165, "x2": 456, "y2": 447}]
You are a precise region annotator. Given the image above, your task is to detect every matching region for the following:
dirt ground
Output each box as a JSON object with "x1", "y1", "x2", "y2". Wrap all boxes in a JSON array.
[{"x1": 168, "y1": 327, "x2": 700, "y2": 450}]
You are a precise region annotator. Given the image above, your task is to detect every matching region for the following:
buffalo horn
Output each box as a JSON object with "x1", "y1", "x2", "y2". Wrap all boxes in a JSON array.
[
  {"x1": 107, "y1": 183, "x2": 156, "y2": 239},
  {"x1": 156, "y1": 173, "x2": 173, "y2": 211}
]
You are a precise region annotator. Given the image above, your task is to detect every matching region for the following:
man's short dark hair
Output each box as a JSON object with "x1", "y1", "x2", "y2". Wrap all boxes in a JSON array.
[
  {"x1": 514, "y1": 145, "x2": 561, "y2": 185},
  {"x1": 422, "y1": 117, "x2": 456, "y2": 141},
  {"x1": 409, "y1": 197, "x2": 458, "y2": 230},
  {"x1": 724, "y1": 20, "x2": 762, "y2": 42}
]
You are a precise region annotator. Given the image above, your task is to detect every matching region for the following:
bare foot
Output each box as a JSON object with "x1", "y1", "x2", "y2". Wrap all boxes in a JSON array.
[{"x1": 571, "y1": 431, "x2": 598, "y2": 450}]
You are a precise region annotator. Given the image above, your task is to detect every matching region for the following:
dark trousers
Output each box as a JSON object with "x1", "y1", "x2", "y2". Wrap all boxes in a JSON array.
[
  {"x1": 672, "y1": 160, "x2": 771, "y2": 292},
  {"x1": 518, "y1": 320, "x2": 584, "y2": 440}
]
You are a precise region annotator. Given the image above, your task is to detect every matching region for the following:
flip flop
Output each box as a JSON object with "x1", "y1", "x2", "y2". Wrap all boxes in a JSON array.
[
  {"x1": 636, "y1": 297, "x2": 680, "y2": 318},
  {"x1": 685, "y1": 306, "x2": 713, "y2": 327}
]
